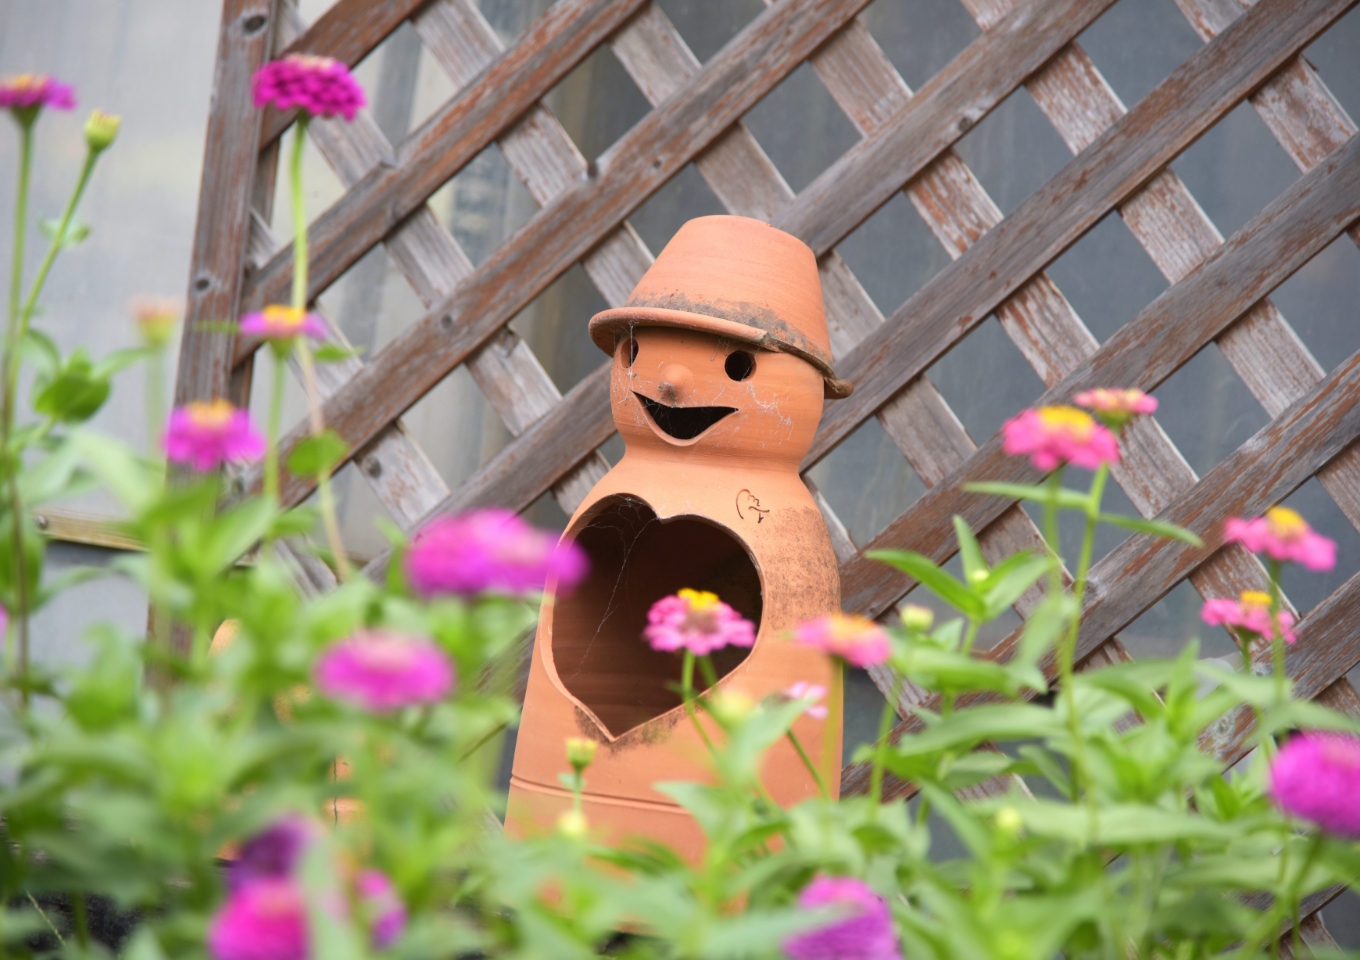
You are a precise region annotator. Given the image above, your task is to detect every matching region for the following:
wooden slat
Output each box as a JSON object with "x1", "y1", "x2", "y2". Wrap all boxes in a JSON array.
[
  {"x1": 241, "y1": 0, "x2": 649, "y2": 322},
  {"x1": 259, "y1": 0, "x2": 431, "y2": 146},
  {"x1": 843, "y1": 338, "x2": 1360, "y2": 797},
  {"x1": 245, "y1": 0, "x2": 888, "y2": 504},
  {"x1": 808, "y1": 0, "x2": 1356, "y2": 469},
  {"x1": 175, "y1": 0, "x2": 278, "y2": 407},
  {"x1": 839, "y1": 131, "x2": 1360, "y2": 623}
]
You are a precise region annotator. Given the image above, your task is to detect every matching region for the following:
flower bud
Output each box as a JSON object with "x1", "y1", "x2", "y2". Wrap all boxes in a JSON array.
[
  {"x1": 994, "y1": 806, "x2": 1023, "y2": 838},
  {"x1": 84, "y1": 109, "x2": 120, "y2": 152},
  {"x1": 130, "y1": 297, "x2": 180, "y2": 348},
  {"x1": 556, "y1": 809, "x2": 588, "y2": 839},
  {"x1": 707, "y1": 688, "x2": 756, "y2": 727},
  {"x1": 565, "y1": 737, "x2": 597, "y2": 773},
  {"x1": 900, "y1": 604, "x2": 934, "y2": 633}
]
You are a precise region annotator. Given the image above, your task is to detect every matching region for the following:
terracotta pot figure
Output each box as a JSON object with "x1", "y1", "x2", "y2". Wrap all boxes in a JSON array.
[{"x1": 505, "y1": 216, "x2": 852, "y2": 861}]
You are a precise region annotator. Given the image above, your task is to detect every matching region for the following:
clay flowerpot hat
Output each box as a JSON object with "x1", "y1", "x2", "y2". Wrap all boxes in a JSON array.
[{"x1": 589, "y1": 216, "x2": 853, "y2": 399}]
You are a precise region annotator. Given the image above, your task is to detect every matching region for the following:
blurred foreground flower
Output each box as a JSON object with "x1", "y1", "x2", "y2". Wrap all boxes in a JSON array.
[
  {"x1": 782, "y1": 874, "x2": 902, "y2": 960},
  {"x1": 1001, "y1": 405, "x2": 1120, "y2": 472},
  {"x1": 1200, "y1": 591, "x2": 1295, "y2": 643},
  {"x1": 253, "y1": 54, "x2": 366, "y2": 121},
  {"x1": 315, "y1": 630, "x2": 454, "y2": 712},
  {"x1": 241, "y1": 305, "x2": 328, "y2": 348},
  {"x1": 644, "y1": 589, "x2": 755, "y2": 656},
  {"x1": 1269, "y1": 733, "x2": 1360, "y2": 837},
  {"x1": 405, "y1": 509, "x2": 587, "y2": 597},
  {"x1": 1224, "y1": 507, "x2": 1336, "y2": 571},
  {"x1": 356, "y1": 870, "x2": 407, "y2": 949},
  {"x1": 0, "y1": 74, "x2": 76, "y2": 118},
  {"x1": 229, "y1": 815, "x2": 319, "y2": 891},
  {"x1": 785, "y1": 681, "x2": 828, "y2": 720},
  {"x1": 793, "y1": 614, "x2": 890, "y2": 668},
  {"x1": 1073, "y1": 387, "x2": 1157, "y2": 430},
  {"x1": 163, "y1": 400, "x2": 266, "y2": 472},
  {"x1": 209, "y1": 878, "x2": 307, "y2": 960}
]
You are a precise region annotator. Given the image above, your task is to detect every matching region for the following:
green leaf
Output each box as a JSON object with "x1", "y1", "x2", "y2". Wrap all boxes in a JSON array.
[
  {"x1": 867, "y1": 549, "x2": 983, "y2": 618},
  {"x1": 981, "y1": 553, "x2": 1052, "y2": 620},
  {"x1": 92, "y1": 346, "x2": 155, "y2": 379},
  {"x1": 953, "y1": 515, "x2": 987, "y2": 585},
  {"x1": 18, "y1": 328, "x2": 60, "y2": 377},
  {"x1": 33, "y1": 349, "x2": 110, "y2": 423},
  {"x1": 1098, "y1": 512, "x2": 1203, "y2": 547},
  {"x1": 313, "y1": 342, "x2": 362, "y2": 363},
  {"x1": 891, "y1": 703, "x2": 1065, "y2": 758},
  {"x1": 39, "y1": 216, "x2": 90, "y2": 249},
  {"x1": 287, "y1": 429, "x2": 348, "y2": 477},
  {"x1": 964, "y1": 480, "x2": 1090, "y2": 511}
]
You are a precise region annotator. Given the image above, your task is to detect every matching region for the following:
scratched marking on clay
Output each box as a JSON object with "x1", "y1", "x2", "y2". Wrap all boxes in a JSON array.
[{"x1": 736, "y1": 489, "x2": 769, "y2": 523}]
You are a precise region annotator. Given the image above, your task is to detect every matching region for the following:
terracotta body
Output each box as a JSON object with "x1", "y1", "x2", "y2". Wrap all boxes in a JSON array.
[{"x1": 505, "y1": 217, "x2": 846, "y2": 861}]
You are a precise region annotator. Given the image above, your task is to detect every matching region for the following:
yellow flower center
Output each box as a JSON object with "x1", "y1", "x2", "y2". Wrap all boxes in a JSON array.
[
  {"x1": 290, "y1": 54, "x2": 339, "y2": 71},
  {"x1": 678, "y1": 588, "x2": 720, "y2": 611},
  {"x1": 1036, "y1": 405, "x2": 1095, "y2": 440},
  {"x1": 1239, "y1": 590, "x2": 1272, "y2": 610},
  {"x1": 1266, "y1": 506, "x2": 1308, "y2": 540},
  {"x1": 186, "y1": 399, "x2": 235, "y2": 429},
  {"x1": 829, "y1": 613, "x2": 879, "y2": 642},
  {"x1": 262, "y1": 305, "x2": 307, "y2": 331}
]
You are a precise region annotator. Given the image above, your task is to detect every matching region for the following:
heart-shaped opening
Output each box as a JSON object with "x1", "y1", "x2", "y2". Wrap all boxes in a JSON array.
[{"x1": 550, "y1": 496, "x2": 762, "y2": 738}]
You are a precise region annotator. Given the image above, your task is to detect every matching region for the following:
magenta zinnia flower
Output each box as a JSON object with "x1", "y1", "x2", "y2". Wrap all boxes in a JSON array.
[
  {"x1": 404, "y1": 509, "x2": 587, "y2": 598},
  {"x1": 782, "y1": 874, "x2": 902, "y2": 960},
  {"x1": 1224, "y1": 507, "x2": 1336, "y2": 571},
  {"x1": 253, "y1": 54, "x2": 366, "y2": 121},
  {"x1": 208, "y1": 878, "x2": 307, "y2": 960},
  {"x1": 356, "y1": 870, "x2": 406, "y2": 948},
  {"x1": 793, "y1": 614, "x2": 891, "y2": 668},
  {"x1": 0, "y1": 74, "x2": 76, "y2": 115},
  {"x1": 163, "y1": 400, "x2": 267, "y2": 472},
  {"x1": 1001, "y1": 405, "x2": 1120, "y2": 472},
  {"x1": 1200, "y1": 590, "x2": 1295, "y2": 643},
  {"x1": 643, "y1": 589, "x2": 756, "y2": 656},
  {"x1": 229, "y1": 816, "x2": 320, "y2": 892},
  {"x1": 785, "y1": 682, "x2": 828, "y2": 720},
  {"x1": 315, "y1": 630, "x2": 454, "y2": 712},
  {"x1": 241, "y1": 305, "x2": 328, "y2": 345},
  {"x1": 1269, "y1": 733, "x2": 1360, "y2": 837},
  {"x1": 1073, "y1": 387, "x2": 1157, "y2": 430}
]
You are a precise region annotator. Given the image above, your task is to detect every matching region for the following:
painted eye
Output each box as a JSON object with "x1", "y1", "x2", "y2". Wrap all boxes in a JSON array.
[
  {"x1": 619, "y1": 337, "x2": 639, "y2": 365},
  {"x1": 725, "y1": 350, "x2": 755, "y2": 382}
]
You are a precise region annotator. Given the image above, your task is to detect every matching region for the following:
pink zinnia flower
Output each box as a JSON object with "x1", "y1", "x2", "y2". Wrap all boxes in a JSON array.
[
  {"x1": 163, "y1": 400, "x2": 267, "y2": 472},
  {"x1": 240, "y1": 305, "x2": 328, "y2": 346},
  {"x1": 793, "y1": 614, "x2": 891, "y2": 668},
  {"x1": 315, "y1": 630, "x2": 454, "y2": 712},
  {"x1": 356, "y1": 870, "x2": 406, "y2": 948},
  {"x1": 253, "y1": 54, "x2": 366, "y2": 121},
  {"x1": 1073, "y1": 387, "x2": 1157, "y2": 430},
  {"x1": 785, "y1": 682, "x2": 828, "y2": 720},
  {"x1": 1200, "y1": 590, "x2": 1295, "y2": 643},
  {"x1": 782, "y1": 874, "x2": 902, "y2": 960},
  {"x1": 0, "y1": 74, "x2": 76, "y2": 114},
  {"x1": 229, "y1": 816, "x2": 320, "y2": 892},
  {"x1": 404, "y1": 509, "x2": 587, "y2": 598},
  {"x1": 1269, "y1": 733, "x2": 1360, "y2": 837},
  {"x1": 1001, "y1": 405, "x2": 1120, "y2": 472},
  {"x1": 1224, "y1": 507, "x2": 1336, "y2": 571},
  {"x1": 208, "y1": 878, "x2": 307, "y2": 960},
  {"x1": 643, "y1": 589, "x2": 756, "y2": 656}
]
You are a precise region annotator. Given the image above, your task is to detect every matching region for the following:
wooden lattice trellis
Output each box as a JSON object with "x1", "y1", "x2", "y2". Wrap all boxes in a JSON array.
[{"x1": 179, "y1": 0, "x2": 1360, "y2": 946}]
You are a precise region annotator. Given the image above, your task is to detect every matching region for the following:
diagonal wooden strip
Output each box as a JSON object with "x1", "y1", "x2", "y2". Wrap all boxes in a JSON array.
[
  {"x1": 259, "y1": 0, "x2": 431, "y2": 147},
  {"x1": 244, "y1": 0, "x2": 890, "y2": 504},
  {"x1": 838, "y1": 131, "x2": 1360, "y2": 623},
  {"x1": 242, "y1": 0, "x2": 648, "y2": 319},
  {"x1": 175, "y1": 0, "x2": 278, "y2": 407},
  {"x1": 843, "y1": 341, "x2": 1360, "y2": 796},
  {"x1": 808, "y1": 0, "x2": 1357, "y2": 469}
]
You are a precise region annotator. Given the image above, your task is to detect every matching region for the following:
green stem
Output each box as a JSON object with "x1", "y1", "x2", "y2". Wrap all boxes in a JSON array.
[
  {"x1": 8, "y1": 123, "x2": 32, "y2": 331},
  {"x1": 786, "y1": 729, "x2": 828, "y2": 799},
  {"x1": 264, "y1": 348, "x2": 285, "y2": 504},
  {"x1": 1267, "y1": 561, "x2": 1287, "y2": 706},
  {"x1": 290, "y1": 120, "x2": 309, "y2": 314},
  {"x1": 681, "y1": 650, "x2": 718, "y2": 759},
  {"x1": 16, "y1": 147, "x2": 99, "y2": 342},
  {"x1": 147, "y1": 347, "x2": 165, "y2": 461},
  {"x1": 868, "y1": 693, "x2": 896, "y2": 820}
]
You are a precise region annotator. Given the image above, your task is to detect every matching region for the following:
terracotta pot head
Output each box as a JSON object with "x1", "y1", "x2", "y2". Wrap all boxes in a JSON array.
[{"x1": 590, "y1": 215, "x2": 852, "y2": 400}]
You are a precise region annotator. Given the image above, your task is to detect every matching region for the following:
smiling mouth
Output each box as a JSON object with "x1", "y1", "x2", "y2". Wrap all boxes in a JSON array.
[{"x1": 635, "y1": 393, "x2": 737, "y2": 440}]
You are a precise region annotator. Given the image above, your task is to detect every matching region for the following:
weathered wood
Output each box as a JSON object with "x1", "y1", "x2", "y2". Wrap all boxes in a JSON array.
[
  {"x1": 175, "y1": 0, "x2": 278, "y2": 407},
  {"x1": 259, "y1": 0, "x2": 431, "y2": 147},
  {"x1": 838, "y1": 131, "x2": 1360, "y2": 623},
  {"x1": 775, "y1": 0, "x2": 1119, "y2": 255},
  {"x1": 245, "y1": 0, "x2": 886, "y2": 504},
  {"x1": 241, "y1": 0, "x2": 649, "y2": 320},
  {"x1": 808, "y1": 0, "x2": 1355, "y2": 469}
]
